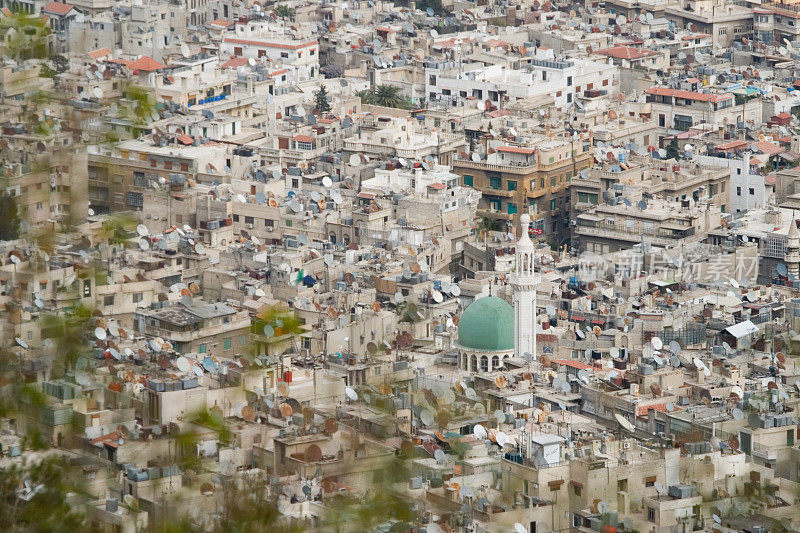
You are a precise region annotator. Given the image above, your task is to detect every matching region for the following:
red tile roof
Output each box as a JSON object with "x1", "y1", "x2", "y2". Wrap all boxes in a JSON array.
[
  {"x1": 209, "y1": 18, "x2": 234, "y2": 27},
  {"x1": 715, "y1": 140, "x2": 748, "y2": 151},
  {"x1": 753, "y1": 141, "x2": 782, "y2": 155},
  {"x1": 646, "y1": 86, "x2": 732, "y2": 103},
  {"x1": 681, "y1": 33, "x2": 711, "y2": 40},
  {"x1": 292, "y1": 134, "x2": 315, "y2": 143},
  {"x1": 88, "y1": 47, "x2": 112, "y2": 59},
  {"x1": 594, "y1": 46, "x2": 658, "y2": 60},
  {"x1": 129, "y1": 56, "x2": 166, "y2": 71},
  {"x1": 177, "y1": 134, "x2": 193, "y2": 145},
  {"x1": 427, "y1": 182, "x2": 446, "y2": 190},
  {"x1": 497, "y1": 146, "x2": 535, "y2": 155},
  {"x1": 42, "y1": 1, "x2": 74, "y2": 15},
  {"x1": 221, "y1": 57, "x2": 249, "y2": 68}
]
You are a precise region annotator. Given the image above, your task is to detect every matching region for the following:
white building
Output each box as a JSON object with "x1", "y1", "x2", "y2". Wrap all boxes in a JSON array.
[{"x1": 424, "y1": 55, "x2": 617, "y2": 111}]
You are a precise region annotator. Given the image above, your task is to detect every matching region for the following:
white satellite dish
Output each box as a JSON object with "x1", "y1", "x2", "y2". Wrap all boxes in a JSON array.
[
  {"x1": 345, "y1": 386, "x2": 358, "y2": 401},
  {"x1": 176, "y1": 357, "x2": 191, "y2": 372},
  {"x1": 514, "y1": 524, "x2": 527, "y2": 533},
  {"x1": 651, "y1": 336, "x2": 662, "y2": 350},
  {"x1": 136, "y1": 224, "x2": 149, "y2": 237},
  {"x1": 474, "y1": 424, "x2": 487, "y2": 439},
  {"x1": 92, "y1": 86, "x2": 104, "y2": 99},
  {"x1": 614, "y1": 413, "x2": 635, "y2": 432},
  {"x1": 496, "y1": 431, "x2": 508, "y2": 447},
  {"x1": 349, "y1": 154, "x2": 360, "y2": 166},
  {"x1": 322, "y1": 176, "x2": 333, "y2": 187},
  {"x1": 94, "y1": 327, "x2": 107, "y2": 340}
]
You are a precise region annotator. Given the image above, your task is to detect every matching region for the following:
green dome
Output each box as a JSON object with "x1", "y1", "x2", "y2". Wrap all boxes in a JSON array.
[{"x1": 457, "y1": 296, "x2": 514, "y2": 351}]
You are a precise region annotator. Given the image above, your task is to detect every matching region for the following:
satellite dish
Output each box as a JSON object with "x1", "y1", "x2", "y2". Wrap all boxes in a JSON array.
[
  {"x1": 176, "y1": 356, "x2": 191, "y2": 372},
  {"x1": 95, "y1": 327, "x2": 107, "y2": 340},
  {"x1": 92, "y1": 86, "x2": 104, "y2": 99},
  {"x1": 474, "y1": 424, "x2": 487, "y2": 439},
  {"x1": 614, "y1": 413, "x2": 635, "y2": 432},
  {"x1": 477, "y1": 100, "x2": 486, "y2": 112},
  {"x1": 654, "y1": 481, "x2": 667, "y2": 495},
  {"x1": 322, "y1": 176, "x2": 333, "y2": 187},
  {"x1": 514, "y1": 524, "x2": 527, "y2": 533},
  {"x1": 345, "y1": 387, "x2": 358, "y2": 401}
]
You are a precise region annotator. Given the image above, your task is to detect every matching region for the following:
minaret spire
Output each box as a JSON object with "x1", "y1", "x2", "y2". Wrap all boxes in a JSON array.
[
  {"x1": 786, "y1": 218, "x2": 800, "y2": 280},
  {"x1": 510, "y1": 214, "x2": 541, "y2": 360}
]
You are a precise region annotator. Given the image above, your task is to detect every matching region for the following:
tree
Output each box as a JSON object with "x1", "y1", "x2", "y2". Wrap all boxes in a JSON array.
[
  {"x1": 370, "y1": 85, "x2": 406, "y2": 108},
  {"x1": 476, "y1": 215, "x2": 497, "y2": 245},
  {"x1": 314, "y1": 85, "x2": 331, "y2": 113},
  {"x1": 0, "y1": 454, "x2": 88, "y2": 530},
  {"x1": 0, "y1": 12, "x2": 51, "y2": 61},
  {"x1": 417, "y1": 0, "x2": 444, "y2": 15},
  {"x1": 273, "y1": 4, "x2": 295, "y2": 21},
  {"x1": 665, "y1": 138, "x2": 679, "y2": 160},
  {"x1": 0, "y1": 192, "x2": 21, "y2": 241},
  {"x1": 320, "y1": 63, "x2": 343, "y2": 79}
]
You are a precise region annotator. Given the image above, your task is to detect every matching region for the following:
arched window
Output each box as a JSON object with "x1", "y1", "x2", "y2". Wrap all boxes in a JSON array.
[
  {"x1": 471, "y1": 354, "x2": 478, "y2": 373},
  {"x1": 492, "y1": 355, "x2": 500, "y2": 369},
  {"x1": 480, "y1": 355, "x2": 489, "y2": 373}
]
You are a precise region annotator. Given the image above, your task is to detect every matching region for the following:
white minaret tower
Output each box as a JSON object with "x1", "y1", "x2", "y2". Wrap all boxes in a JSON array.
[
  {"x1": 511, "y1": 214, "x2": 541, "y2": 359},
  {"x1": 786, "y1": 218, "x2": 800, "y2": 280}
]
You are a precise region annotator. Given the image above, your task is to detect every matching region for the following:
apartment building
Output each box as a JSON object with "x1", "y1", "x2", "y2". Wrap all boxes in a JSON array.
[
  {"x1": 2, "y1": 132, "x2": 89, "y2": 229},
  {"x1": 645, "y1": 87, "x2": 762, "y2": 133},
  {"x1": 219, "y1": 26, "x2": 319, "y2": 82},
  {"x1": 86, "y1": 137, "x2": 229, "y2": 218},
  {"x1": 425, "y1": 57, "x2": 618, "y2": 112},
  {"x1": 573, "y1": 195, "x2": 722, "y2": 253},
  {"x1": 452, "y1": 135, "x2": 593, "y2": 242},
  {"x1": 133, "y1": 300, "x2": 250, "y2": 357},
  {"x1": 664, "y1": 0, "x2": 752, "y2": 47},
  {"x1": 753, "y1": 3, "x2": 800, "y2": 44}
]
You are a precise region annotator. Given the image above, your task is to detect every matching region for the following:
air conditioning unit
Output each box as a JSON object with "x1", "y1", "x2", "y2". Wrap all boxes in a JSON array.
[{"x1": 246, "y1": 223, "x2": 254, "y2": 229}]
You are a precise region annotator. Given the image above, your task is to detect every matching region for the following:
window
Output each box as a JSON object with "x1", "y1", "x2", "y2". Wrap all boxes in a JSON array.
[
  {"x1": 489, "y1": 177, "x2": 502, "y2": 189},
  {"x1": 103, "y1": 295, "x2": 115, "y2": 306},
  {"x1": 224, "y1": 337, "x2": 232, "y2": 350},
  {"x1": 736, "y1": 187, "x2": 742, "y2": 196},
  {"x1": 133, "y1": 172, "x2": 146, "y2": 187},
  {"x1": 198, "y1": 343, "x2": 207, "y2": 354},
  {"x1": 719, "y1": 28, "x2": 727, "y2": 35},
  {"x1": 463, "y1": 175, "x2": 473, "y2": 187},
  {"x1": 507, "y1": 203, "x2": 517, "y2": 215},
  {"x1": 507, "y1": 180, "x2": 517, "y2": 191},
  {"x1": 788, "y1": 429, "x2": 795, "y2": 446},
  {"x1": 126, "y1": 192, "x2": 143, "y2": 207},
  {"x1": 618, "y1": 479, "x2": 628, "y2": 492},
  {"x1": 647, "y1": 508, "x2": 655, "y2": 523},
  {"x1": 550, "y1": 199, "x2": 556, "y2": 211},
  {"x1": 83, "y1": 279, "x2": 91, "y2": 297},
  {"x1": 239, "y1": 334, "x2": 247, "y2": 346},
  {"x1": 645, "y1": 476, "x2": 656, "y2": 487},
  {"x1": 245, "y1": 216, "x2": 254, "y2": 224},
  {"x1": 567, "y1": 76, "x2": 572, "y2": 86},
  {"x1": 749, "y1": 188, "x2": 755, "y2": 195},
  {"x1": 133, "y1": 292, "x2": 143, "y2": 303}
]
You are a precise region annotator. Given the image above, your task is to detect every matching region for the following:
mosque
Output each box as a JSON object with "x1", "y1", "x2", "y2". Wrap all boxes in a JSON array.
[{"x1": 455, "y1": 213, "x2": 541, "y2": 373}]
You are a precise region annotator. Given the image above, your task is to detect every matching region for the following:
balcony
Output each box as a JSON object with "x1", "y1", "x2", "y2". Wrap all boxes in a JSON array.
[{"x1": 454, "y1": 158, "x2": 537, "y2": 175}]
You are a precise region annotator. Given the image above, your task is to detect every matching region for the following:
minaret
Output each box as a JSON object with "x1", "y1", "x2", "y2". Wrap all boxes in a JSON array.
[
  {"x1": 510, "y1": 214, "x2": 541, "y2": 359},
  {"x1": 786, "y1": 219, "x2": 800, "y2": 280}
]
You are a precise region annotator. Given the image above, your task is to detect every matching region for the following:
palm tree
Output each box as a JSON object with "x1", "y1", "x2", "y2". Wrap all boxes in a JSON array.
[{"x1": 370, "y1": 85, "x2": 406, "y2": 108}]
